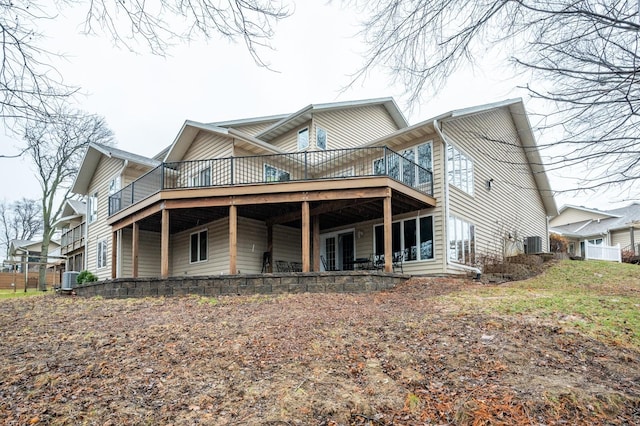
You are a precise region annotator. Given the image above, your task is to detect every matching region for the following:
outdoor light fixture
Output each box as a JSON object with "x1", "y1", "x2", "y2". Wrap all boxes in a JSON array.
[{"x1": 486, "y1": 178, "x2": 494, "y2": 190}]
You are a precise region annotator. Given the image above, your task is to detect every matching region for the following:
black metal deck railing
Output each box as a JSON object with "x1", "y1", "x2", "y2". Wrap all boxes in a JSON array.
[{"x1": 108, "y1": 147, "x2": 434, "y2": 216}]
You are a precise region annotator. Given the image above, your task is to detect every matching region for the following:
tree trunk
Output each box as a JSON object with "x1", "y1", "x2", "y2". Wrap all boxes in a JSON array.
[{"x1": 38, "y1": 231, "x2": 50, "y2": 291}]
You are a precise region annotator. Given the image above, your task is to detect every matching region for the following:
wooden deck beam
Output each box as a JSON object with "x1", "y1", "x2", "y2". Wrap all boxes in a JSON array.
[
  {"x1": 383, "y1": 196, "x2": 392, "y2": 273},
  {"x1": 301, "y1": 201, "x2": 310, "y2": 272},
  {"x1": 229, "y1": 205, "x2": 237, "y2": 274},
  {"x1": 161, "y1": 209, "x2": 169, "y2": 278},
  {"x1": 132, "y1": 221, "x2": 139, "y2": 278}
]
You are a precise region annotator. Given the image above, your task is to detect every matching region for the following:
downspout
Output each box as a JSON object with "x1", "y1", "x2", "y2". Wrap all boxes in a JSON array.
[{"x1": 433, "y1": 119, "x2": 482, "y2": 279}]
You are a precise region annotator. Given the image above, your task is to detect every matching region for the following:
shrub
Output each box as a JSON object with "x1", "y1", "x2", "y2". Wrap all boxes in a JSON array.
[
  {"x1": 549, "y1": 233, "x2": 569, "y2": 253},
  {"x1": 77, "y1": 270, "x2": 98, "y2": 284}
]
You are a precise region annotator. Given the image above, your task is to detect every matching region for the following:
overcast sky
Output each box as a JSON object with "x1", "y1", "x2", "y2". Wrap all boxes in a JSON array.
[{"x1": 0, "y1": 2, "x2": 627, "y2": 210}]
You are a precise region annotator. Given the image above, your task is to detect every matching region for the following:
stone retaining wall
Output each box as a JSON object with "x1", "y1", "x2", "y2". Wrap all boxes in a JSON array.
[{"x1": 72, "y1": 271, "x2": 408, "y2": 299}]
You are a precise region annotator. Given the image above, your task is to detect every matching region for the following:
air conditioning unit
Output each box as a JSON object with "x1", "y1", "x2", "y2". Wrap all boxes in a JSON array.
[
  {"x1": 525, "y1": 236, "x2": 542, "y2": 254},
  {"x1": 62, "y1": 271, "x2": 80, "y2": 290}
]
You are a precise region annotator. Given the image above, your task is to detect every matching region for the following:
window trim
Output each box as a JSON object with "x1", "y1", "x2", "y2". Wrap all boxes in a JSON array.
[
  {"x1": 448, "y1": 214, "x2": 476, "y2": 266},
  {"x1": 297, "y1": 127, "x2": 309, "y2": 151},
  {"x1": 373, "y1": 214, "x2": 435, "y2": 263},
  {"x1": 96, "y1": 239, "x2": 108, "y2": 269},
  {"x1": 447, "y1": 144, "x2": 474, "y2": 195},
  {"x1": 264, "y1": 163, "x2": 291, "y2": 182},
  {"x1": 316, "y1": 126, "x2": 327, "y2": 150},
  {"x1": 189, "y1": 229, "x2": 208, "y2": 264},
  {"x1": 88, "y1": 192, "x2": 98, "y2": 224},
  {"x1": 190, "y1": 165, "x2": 211, "y2": 187}
]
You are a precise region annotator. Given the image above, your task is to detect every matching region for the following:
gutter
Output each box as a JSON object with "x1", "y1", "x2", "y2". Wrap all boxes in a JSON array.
[{"x1": 433, "y1": 118, "x2": 482, "y2": 279}]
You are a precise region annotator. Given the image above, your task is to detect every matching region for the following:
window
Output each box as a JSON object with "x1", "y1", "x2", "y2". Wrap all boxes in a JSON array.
[
  {"x1": 190, "y1": 166, "x2": 211, "y2": 187},
  {"x1": 88, "y1": 192, "x2": 98, "y2": 224},
  {"x1": 190, "y1": 229, "x2": 208, "y2": 263},
  {"x1": 316, "y1": 127, "x2": 327, "y2": 150},
  {"x1": 373, "y1": 142, "x2": 432, "y2": 188},
  {"x1": 587, "y1": 238, "x2": 603, "y2": 245},
  {"x1": 109, "y1": 176, "x2": 121, "y2": 195},
  {"x1": 97, "y1": 239, "x2": 108, "y2": 269},
  {"x1": 297, "y1": 128, "x2": 309, "y2": 151},
  {"x1": 447, "y1": 144, "x2": 474, "y2": 195},
  {"x1": 264, "y1": 164, "x2": 290, "y2": 182},
  {"x1": 374, "y1": 215, "x2": 434, "y2": 262},
  {"x1": 448, "y1": 215, "x2": 475, "y2": 265}
]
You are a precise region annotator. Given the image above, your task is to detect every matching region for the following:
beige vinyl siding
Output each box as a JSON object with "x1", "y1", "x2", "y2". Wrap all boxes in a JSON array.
[
  {"x1": 170, "y1": 218, "x2": 229, "y2": 276},
  {"x1": 549, "y1": 208, "x2": 612, "y2": 227},
  {"x1": 611, "y1": 229, "x2": 633, "y2": 249},
  {"x1": 138, "y1": 230, "x2": 161, "y2": 277},
  {"x1": 236, "y1": 217, "x2": 267, "y2": 274},
  {"x1": 86, "y1": 156, "x2": 123, "y2": 279},
  {"x1": 123, "y1": 167, "x2": 154, "y2": 186},
  {"x1": 312, "y1": 105, "x2": 400, "y2": 150},
  {"x1": 119, "y1": 228, "x2": 132, "y2": 277},
  {"x1": 232, "y1": 121, "x2": 280, "y2": 136},
  {"x1": 272, "y1": 225, "x2": 302, "y2": 263},
  {"x1": 182, "y1": 132, "x2": 234, "y2": 161},
  {"x1": 270, "y1": 124, "x2": 306, "y2": 152},
  {"x1": 442, "y1": 108, "x2": 549, "y2": 266}
]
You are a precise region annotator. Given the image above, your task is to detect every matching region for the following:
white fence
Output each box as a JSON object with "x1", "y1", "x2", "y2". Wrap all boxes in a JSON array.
[{"x1": 585, "y1": 242, "x2": 621, "y2": 262}]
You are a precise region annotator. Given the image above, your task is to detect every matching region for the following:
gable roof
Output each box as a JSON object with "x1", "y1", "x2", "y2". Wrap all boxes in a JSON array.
[
  {"x1": 54, "y1": 199, "x2": 87, "y2": 229},
  {"x1": 211, "y1": 113, "x2": 289, "y2": 129},
  {"x1": 550, "y1": 203, "x2": 640, "y2": 237},
  {"x1": 72, "y1": 143, "x2": 161, "y2": 195},
  {"x1": 255, "y1": 97, "x2": 408, "y2": 142},
  {"x1": 163, "y1": 120, "x2": 286, "y2": 163},
  {"x1": 365, "y1": 98, "x2": 558, "y2": 217},
  {"x1": 9, "y1": 239, "x2": 61, "y2": 255},
  {"x1": 556, "y1": 204, "x2": 620, "y2": 219}
]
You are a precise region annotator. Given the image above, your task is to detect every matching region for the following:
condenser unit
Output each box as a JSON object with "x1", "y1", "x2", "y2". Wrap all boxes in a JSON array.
[{"x1": 62, "y1": 271, "x2": 80, "y2": 290}]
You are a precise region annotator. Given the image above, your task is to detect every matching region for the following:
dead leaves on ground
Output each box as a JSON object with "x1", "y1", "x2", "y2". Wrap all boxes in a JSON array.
[{"x1": 0, "y1": 278, "x2": 639, "y2": 425}]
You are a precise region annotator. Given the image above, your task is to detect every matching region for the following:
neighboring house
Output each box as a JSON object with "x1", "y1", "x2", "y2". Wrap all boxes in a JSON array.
[
  {"x1": 71, "y1": 97, "x2": 557, "y2": 280},
  {"x1": 550, "y1": 203, "x2": 640, "y2": 257},
  {"x1": 7, "y1": 239, "x2": 62, "y2": 272},
  {"x1": 56, "y1": 199, "x2": 88, "y2": 272}
]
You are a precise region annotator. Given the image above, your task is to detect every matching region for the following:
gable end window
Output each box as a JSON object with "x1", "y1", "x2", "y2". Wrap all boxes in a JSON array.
[
  {"x1": 297, "y1": 128, "x2": 309, "y2": 151},
  {"x1": 97, "y1": 239, "x2": 108, "y2": 269},
  {"x1": 447, "y1": 144, "x2": 474, "y2": 195},
  {"x1": 88, "y1": 192, "x2": 98, "y2": 224},
  {"x1": 190, "y1": 229, "x2": 208, "y2": 263},
  {"x1": 316, "y1": 127, "x2": 327, "y2": 150}
]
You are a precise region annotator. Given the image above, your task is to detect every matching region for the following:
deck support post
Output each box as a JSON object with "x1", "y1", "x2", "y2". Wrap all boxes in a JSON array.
[
  {"x1": 302, "y1": 201, "x2": 310, "y2": 272},
  {"x1": 161, "y1": 209, "x2": 169, "y2": 278},
  {"x1": 111, "y1": 230, "x2": 118, "y2": 279},
  {"x1": 267, "y1": 224, "x2": 273, "y2": 273},
  {"x1": 383, "y1": 195, "x2": 393, "y2": 272},
  {"x1": 132, "y1": 221, "x2": 139, "y2": 278},
  {"x1": 229, "y1": 204, "x2": 237, "y2": 274},
  {"x1": 312, "y1": 215, "x2": 320, "y2": 272}
]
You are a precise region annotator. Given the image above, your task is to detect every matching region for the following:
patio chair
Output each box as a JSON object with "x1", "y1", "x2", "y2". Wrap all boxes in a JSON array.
[
  {"x1": 289, "y1": 261, "x2": 302, "y2": 272},
  {"x1": 392, "y1": 252, "x2": 404, "y2": 273},
  {"x1": 373, "y1": 254, "x2": 385, "y2": 270},
  {"x1": 275, "y1": 260, "x2": 290, "y2": 272},
  {"x1": 261, "y1": 251, "x2": 272, "y2": 273}
]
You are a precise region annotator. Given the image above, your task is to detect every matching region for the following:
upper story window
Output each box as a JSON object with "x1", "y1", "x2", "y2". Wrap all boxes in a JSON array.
[
  {"x1": 374, "y1": 215, "x2": 434, "y2": 262},
  {"x1": 316, "y1": 127, "x2": 327, "y2": 150},
  {"x1": 264, "y1": 163, "x2": 290, "y2": 182},
  {"x1": 190, "y1": 229, "x2": 208, "y2": 263},
  {"x1": 88, "y1": 192, "x2": 98, "y2": 224},
  {"x1": 373, "y1": 141, "x2": 432, "y2": 188},
  {"x1": 447, "y1": 144, "x2": 474, "y2": 195},
  {"x1": 109, "y1": 176, "x2": 121, "y2": 195},
  {"x1": 448, "y1": 215, "x2": 475, "y2": 265},
  {"x1": 297, "y1": 128, "x2": 309, "y2": 151}
]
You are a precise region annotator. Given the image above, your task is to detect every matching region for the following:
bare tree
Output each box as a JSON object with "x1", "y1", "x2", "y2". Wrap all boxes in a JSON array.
[
  {"x1": 23, "y1": 110, "x2": 114, "y2": 290},
  {"x1": 0, "y1": 0, "x2": 290, "y2": 131},
  {"x1": 0, "y1": 198, "x2": 42, "y2": 259},
  {"x1": 348, "y1": 0, "x2": 640, "y2": 198}
]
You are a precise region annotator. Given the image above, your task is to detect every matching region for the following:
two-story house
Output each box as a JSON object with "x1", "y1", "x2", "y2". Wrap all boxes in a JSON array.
[{"x1": 71, "y1": 97, "x2": 556, "y2": 280}]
